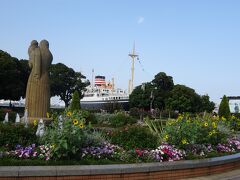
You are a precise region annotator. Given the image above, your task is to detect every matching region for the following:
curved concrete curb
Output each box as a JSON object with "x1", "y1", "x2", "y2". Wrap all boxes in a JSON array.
[{"x1": 0, "y1": 153, "x2": 240, "y2": 177}]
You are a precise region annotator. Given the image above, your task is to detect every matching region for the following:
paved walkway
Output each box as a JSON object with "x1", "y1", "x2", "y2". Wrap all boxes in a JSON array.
[{"x1": 186, "y1": 168, "x2": 240, "y2": 180}]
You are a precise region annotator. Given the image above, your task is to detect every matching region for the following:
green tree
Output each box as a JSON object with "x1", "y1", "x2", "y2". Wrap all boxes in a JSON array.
[
  {"x1": 70, "y1": 90, "x2": 80, "y2": 111},
  {"x1": 218, "y1": 95, "x2": 230, "y2": 118},
  {"x1": 199, "y1": 94, "x2": 215, "y2": 113},
  {"x1": 151, "y1": 72, "x2": 174, "y2": 110},
  {"x1": 49, "y1": 63, "x2": 89, "y2": 107},
  {"x1": 129, "y1": 82, "x2": 153, "y2": 110},
  {"x1": 0, "y1": 50, "x2": 29, "y2": 101},
  {"x1": 166, "y1": 84, "x2": 202, "y2": 113}
]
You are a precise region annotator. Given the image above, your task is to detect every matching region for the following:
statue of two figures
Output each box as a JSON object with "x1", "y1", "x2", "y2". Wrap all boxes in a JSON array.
[{"x1": 24, "y1": 40, "x2": 53, "y2": 124}]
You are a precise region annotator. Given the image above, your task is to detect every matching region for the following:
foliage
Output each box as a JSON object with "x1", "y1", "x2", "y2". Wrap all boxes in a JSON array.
[
  {"x1": 0, "y1": 109, "x2": 17, "y2": 123},
  {"x1": 110, "y1": 126, "x2": 159, "y2": 150},
  {"x1": 70, "y1": 90, "x2": 81, "y2": 111},
  {"x1": 109, "y1": 112, "x2": 136, "y2": 127},
  {"x1": 0, "y1": 123, "x2": 38, "y2": 150},
  {"x1": 130, "y1": 71, "x2": 214, "y2": 113},
  {"x1": 164, "y1": 114, "x2": 230, "y2": 149},
  {"x1": 130, "y1": 72, "x2": 174, "y2": 110},
  {"x1": 129, "y1": 107, "x2": 140, "y2": 119},
  {"x1": 119, "y1": 148, "x2": 154, "y2": 163},
  {"x1": 199, "y1": 94, "x2": 215, "y2": 113},
  {"x1": 129, "y1": 82, "x2": 153, "y2": 110},
  {"x1": 83, "y1": 129, "x2": 108, "y2": 147},
  {"x1": 40, "y1": 110, "x2": 87, "y2": 160},
  {"x1": 49, "y1": 63, "x2": 89, "y2": 107},
  {"x1": 40, "y1": 110, "x2": 106, "y2": 160},
  {"x1": 103, "y1": 101, "x2": 124, "y2": 113},
  {"x1": 92, "y1": 113, "x2": 114, "y2": 126},
  {"x1": 166, "y1": 84, "x2": 202, "y2": 113},
  {"x1": 218, "y1": 95, "x2": 230, "y2": 118},
  {"x1": 144, "y1": 117, "x2": 166, "y2": 142},
  {"x1": 0, "y1": 50, "x2": 30, "y2": 101},
  {"x1": 151, "y1": 72, "x2": 174, "y2": 110}
]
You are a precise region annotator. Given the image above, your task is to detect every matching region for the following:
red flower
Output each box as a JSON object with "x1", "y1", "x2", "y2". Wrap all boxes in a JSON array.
[{"x1": 135, "y1": 148, "x2": 143, "y2": 156}]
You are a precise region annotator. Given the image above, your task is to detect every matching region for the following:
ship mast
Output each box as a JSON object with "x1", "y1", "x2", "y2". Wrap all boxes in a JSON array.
[
  {"x1": 92, "y1": 69, "x2": 94, "y2": 88},
  {"x1": 128, "y1": 42, "x2": 138, "y2": 94}
]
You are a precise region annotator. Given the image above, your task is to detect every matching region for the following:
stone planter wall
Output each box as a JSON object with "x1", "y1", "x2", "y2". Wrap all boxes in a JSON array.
[{"x1": 0, "y1": 153, "x2": 240, "y2": 180}]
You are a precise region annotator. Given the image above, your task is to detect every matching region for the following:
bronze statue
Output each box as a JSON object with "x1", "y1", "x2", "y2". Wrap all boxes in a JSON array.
[{"x1": 25, "y1": 40, "x2": 53, "y2": 123}]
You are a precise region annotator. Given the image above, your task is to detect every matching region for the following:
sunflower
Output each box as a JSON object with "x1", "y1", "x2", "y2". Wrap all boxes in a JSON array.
[
  {"x1": 208, "y1": 132, "x2": 213, "y2": 136},
  {"x1": 204, "y1": 122, "x2": 208, "y2": 127},
  {"x1": 33, "y1": 119, "x2": 38, "y2": 126},
  {"x1": 67, "y1": 111, "x2": 72, "y2": 117},
  {"x1": 79, "y1": 122, "x2": 84, "y2": 129},
  {"x1": 73, "y1": 119, "x2": 79, "y2": 125},
  {"x1": 212, "y1": 122, "x2": 217, "y2": 128},
  {"x1": 221, "y1": 117, "x2": 226, "y2": 121},
  {"x1": 181, "y1": 139, "x2": 187, "y2": 145},
  {"x1": 46, "y1": 112, "x2": 50, "y2": 118},
  {"x1": 164, "y1": 134, "x2": 169, "y2": 141}
]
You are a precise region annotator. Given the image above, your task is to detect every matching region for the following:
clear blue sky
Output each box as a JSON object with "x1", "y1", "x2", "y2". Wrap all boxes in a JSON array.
[{"x1": 1, "y1": 0, "x2": 240, "y2": 104}]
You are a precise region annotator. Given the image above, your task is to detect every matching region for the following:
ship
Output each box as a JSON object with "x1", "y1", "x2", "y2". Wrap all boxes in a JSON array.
[
  {"x1": 80, "y1": 75, "x2": 129, "y2": 110},
  {"x1": 80, "y1": 43, "x2": 139, "y2": 111}
]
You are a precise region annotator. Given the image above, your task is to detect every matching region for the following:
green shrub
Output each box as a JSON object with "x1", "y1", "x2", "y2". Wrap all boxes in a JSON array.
[
  {"x1": 129, "y1": 108, "x2": 140, "y2": 119},
  {"x1": 93, "y1": 113, "x2": 114, "y2": 125},
  {"x1": 218, "y1": 95, "x2": 230, "y2": 119},
  {"x1": 110, "y1": 126, "x2": 159, "y2": 149},
  {"x1": 164, "y1": 114, "x2": 229, "y2": 149},
  {"x1": 0, "y1": 123, "x2": 38, "y2": 150},
  {"x1": 109, "y1": 112, "x2": 136, "y2": 127},
  {"x1": 86, "y1": 113, "x2": 98, "y2": 124},
  {"x1": 70, "y1": 90, "x2": 80, "y2": 111},
  {"x1": 40, "y1": 110, "x2": 87, "y2": 160}
]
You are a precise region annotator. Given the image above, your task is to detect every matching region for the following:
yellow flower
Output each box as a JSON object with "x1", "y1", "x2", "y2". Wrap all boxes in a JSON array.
[
  {"x1": 50, "y1": 144, "x2": 55, "y2": 149},
  {"x1": 212, "y1": 122, "x2": 217, "y2": 128},
  {"x1": 164, "y1": 134, "x2": 169, "y2": 140},
  {"x1": 46, "y1": 112, "x2": 50, "y2": 118},
  {"x1": 208, "y1": 132, "x2": 213, "y2": 136},
  {"x1": 73, "y1": 119, "x2": 79, "y2": 125},
  {"x1": 204, "y1": 122, "x2": 208, "y2": 127},
  {"x1": 79, "y1": 122, "x2": 84, "y2": 129},
  {"x1": 33, "y1": 119, "x2": 38, "y2": 126},
  {"x1": 212, "y1": 130, "x2": 216, "y2": 134},
  {"x1": 181, "y1": 139, "x2": 187, "y2": 144},
  {"x1": 221, "y1": 117, "x2": 226, "y2": 121},
  {"x1": 177, "y1": 115, "x2": 183, "y2": 121},
  {"x1": 67, "y1": 111, "x2": 72, "y2": 117}
]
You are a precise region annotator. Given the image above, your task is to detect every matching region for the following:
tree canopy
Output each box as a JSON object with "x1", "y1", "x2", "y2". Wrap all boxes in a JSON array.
[
  {"x1": 165, "y1": 84, "x2": 202, "y2": 113},
  {"x1": 218, "y1": 95, "x2": 230, "y2": 118},
  {"x1": 0, "y1": 50, "x2": 30, "y2": 101},
  {"x1": 49, "y1": 63, "x2": 89, "y2": 107},
  {"x1": 130, "y1": 72, "x2": 174, "y2": 110},
  {"x1": 129, "y1": 71, "x2": 215, "y2": 113}
]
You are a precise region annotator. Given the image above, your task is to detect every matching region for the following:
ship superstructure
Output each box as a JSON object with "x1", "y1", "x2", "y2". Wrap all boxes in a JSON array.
[{"x1": 80, "y1": 76, "x2": 129, "y2": 110}]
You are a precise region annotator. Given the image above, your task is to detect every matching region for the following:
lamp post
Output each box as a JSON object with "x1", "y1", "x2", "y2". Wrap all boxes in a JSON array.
[{"x1": 150, "y1": 87, "x2": 157, "y2": 114}]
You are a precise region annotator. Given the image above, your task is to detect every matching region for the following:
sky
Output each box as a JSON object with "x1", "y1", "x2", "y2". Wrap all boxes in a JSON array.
[{"x1": 1, "y1": 0, "x2": 240, "y2": 104}]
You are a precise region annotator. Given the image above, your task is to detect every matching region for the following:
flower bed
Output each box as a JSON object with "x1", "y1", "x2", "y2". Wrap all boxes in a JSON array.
[{"x1": 1, "y1": 111, "x2": 240, "y2": 166}]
